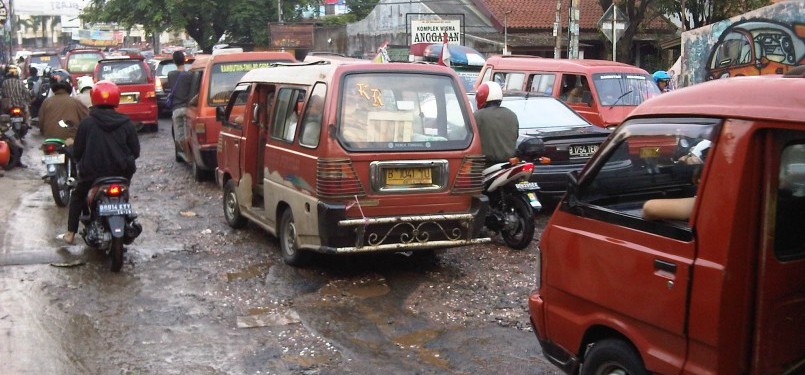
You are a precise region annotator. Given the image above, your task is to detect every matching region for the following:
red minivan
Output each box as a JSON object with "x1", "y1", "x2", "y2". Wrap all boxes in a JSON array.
[
  {"x1": 529, "y1": 76, "x2": 805, "y2": 375},
  {"x1": 94, "y1": 56, "x2": 158, "y2": 131},
  {"x1": 65, "y1": 48, "x2": 105, "y2": 88}
]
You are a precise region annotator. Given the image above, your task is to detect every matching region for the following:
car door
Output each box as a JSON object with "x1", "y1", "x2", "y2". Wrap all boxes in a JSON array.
[{"x1": 219, "y1": 83, "x2": 252, "y2": 184}]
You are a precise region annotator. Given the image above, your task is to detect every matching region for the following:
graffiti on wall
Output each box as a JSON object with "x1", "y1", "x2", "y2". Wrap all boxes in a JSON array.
[
  {"x1": 706, "y1": 19, "x2": 805, "y2": 80},
  {"x1": 680, "y1": 1, "x2": 805, "y2": 87}
]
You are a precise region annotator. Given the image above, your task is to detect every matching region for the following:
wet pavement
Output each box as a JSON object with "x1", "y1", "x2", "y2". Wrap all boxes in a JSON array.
[{"x1": 0, "y1": 118, "x2": 560, "y2": 374}]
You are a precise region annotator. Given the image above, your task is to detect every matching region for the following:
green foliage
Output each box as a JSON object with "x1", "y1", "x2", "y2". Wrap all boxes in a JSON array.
[
  {"x1": 654, "y1": 0, "x2": 772, "y2": 30},
  {"x1": 320, "y1": 13, "x2": 357, "y2": 26},
  {"x1": 346, "y1": 0, "x2": 380, "y2": 20}
]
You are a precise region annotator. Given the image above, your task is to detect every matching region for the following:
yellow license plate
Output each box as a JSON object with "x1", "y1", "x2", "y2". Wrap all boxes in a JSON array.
[
  {"x1": 639, "y1": 147, "x2": 660, "y2": 158},
  {"x1": 40, "y1": 56, "x2": 51, "y2": 61},
  {"x1": 120, "y1": 94, "x2": 137, "y2": 104},
  {"x1": 385, "y1": 167, "x2": 432, "y2": 185}
]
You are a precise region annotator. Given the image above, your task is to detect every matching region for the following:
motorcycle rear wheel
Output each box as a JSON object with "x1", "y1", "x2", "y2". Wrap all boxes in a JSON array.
[
  {"x1": 50, "y1": 165, "x2": 70, "y2": 207},
  {"x1": 501, "y1": 195, "x2": 535, "y2": 250},
  {"x1": 110, "y1": 237, "x2": 124, "y2": 272}
]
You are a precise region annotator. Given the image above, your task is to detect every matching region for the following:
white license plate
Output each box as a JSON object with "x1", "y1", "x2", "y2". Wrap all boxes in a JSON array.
[
  {"x1": 11, "y1": 117, "x2": 23, "y2": 123},
  {"x1": 98, "y1": 203, "x2": 132, "y2": 216},
  {"x1": 516, "y1": 181, "x2": 541, "y2": 191},
  {"x1": 569, "y1": 144, "x2": 598, "y2": 158},
  {"x1": 43, "y1": 154, "x2": 65, "y2": 164}
]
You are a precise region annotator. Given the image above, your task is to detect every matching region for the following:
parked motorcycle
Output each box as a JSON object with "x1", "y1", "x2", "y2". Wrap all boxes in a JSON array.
[
  {"x1": 0, "y1": 113, "x2": 24, "y2": 170},
  {"x1": 482, "y1": 158, "x2": 540, "y2": 250},
  {"x1": 79, "y1": 177, "x2": 142, "y2": 272},
  {"x1": 41, "y1": 138, "x2": 74, "y2": 206}
]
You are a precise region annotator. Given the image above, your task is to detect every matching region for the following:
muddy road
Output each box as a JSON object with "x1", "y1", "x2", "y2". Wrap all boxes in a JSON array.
[{"x1": 0, "y1": 119, "x2": 559, "y2": 374}]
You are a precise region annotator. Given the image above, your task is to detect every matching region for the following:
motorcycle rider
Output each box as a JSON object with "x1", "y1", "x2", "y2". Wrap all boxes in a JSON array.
[
  {"x1": 61, "y1": 81, "x2": 140, "y2": 245},
  {"x1": 39, "y1": 69, "x2": 89, "y2": 142},
  {"x1": 653, "y1": 70, "x2": 672, "y2": 93},
  {"x1": 75, "y1": 76, "x2": 94, "y2": 108},
  {"x1": 474, "y1": 81, "x2": 519, "y2": 167},
  {"x1": 1, "y1": 65, "x2": 31, "y2": 132}
]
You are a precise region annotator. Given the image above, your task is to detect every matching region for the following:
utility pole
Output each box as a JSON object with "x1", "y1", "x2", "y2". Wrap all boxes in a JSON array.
[
  {"x1": 553, "y1": 0, "x2": 562, "y2": 59},
  {"x1": 568, "y1": 0, "x2": 580, "y2": 59},
  {"x1": 503, "y1": 10, "x2": 511, "y2": 55},
  {"x1": 278, "y1": 0, "x2": 283, "y2": 22}
]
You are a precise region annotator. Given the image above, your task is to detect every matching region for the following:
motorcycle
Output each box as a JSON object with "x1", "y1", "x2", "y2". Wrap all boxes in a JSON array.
[
  {"x1": 79, "y1": 177, "x2": 142, "y2": 272},
  {"x1": 482, "y1": 158, "x2": 541, "y2": 250},
  {"x1": 7, "y1": 106, "x2": 29, "y2": 140},
  {"x1": 0, "y1": 114, "x2": 24, "y2": 170},
  {"x1": 41, "y1": 138, "x2": 74, "y2": 207}
]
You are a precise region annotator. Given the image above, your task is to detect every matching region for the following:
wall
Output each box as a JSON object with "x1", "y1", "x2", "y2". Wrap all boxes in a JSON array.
[
  {"x1": 679, "y1": 1, "x2": 805, "y2": 87},
  {"x1": 346, "y1": 0, "x2": 433, "y2": 58}
]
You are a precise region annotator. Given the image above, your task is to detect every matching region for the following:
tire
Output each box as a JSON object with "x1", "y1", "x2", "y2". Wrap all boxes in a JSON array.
[
  {"x1": 501, "y1": 194, "x2": 536, "y2": 250},
  {"x1": 581, "y1": 339, "x2": 648, "y2": 375},
  {"x1": 279, "y1": 209, "x2": 309, "y2": 266},
  {"x1": 223, "y1": 180, "x2": 247, "y2": 229},
  {"x1": 110, "y1": 237, "x2": 124, "y2": 273},
  {"x1": 50, "y1": 164, "x2": 70, "y2": 207}
]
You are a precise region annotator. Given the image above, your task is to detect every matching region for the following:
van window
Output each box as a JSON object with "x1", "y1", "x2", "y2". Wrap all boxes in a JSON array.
[
  {"x1": 593, "y1": 73, "x2": 661, "y2": 106},
  {"x1": 223, "y1": 83, "x2": 251, "y2": 127},
  {"x1": 208, "y1": 60, "x2": 292, "y2": 106},
  {"x1": 66, "y1": 52, "x2": 104, "y2": 73},
  {"x1": 97, "y1": 60, "x2": 148, "y2": 84},
  {"x1": 272, "y1": 88, "x2": 306, "y2": 143},
  {"x1": 30, "y1": 54, "x2": 61, "y2": 69},
  {"x1": 526, "y1": 73, "x2": 556, "y2": 95},
  {"x1": 188, "y1": 70, "x2": 202, "y2": 106},
  {"x1": 775, "y1": 143, "x2": 805, "y2": 261},
  {"x1": 493, "y1": 72, "x2": 526, "y2": 91},
  {"x1": 561, "y1": 74, "x2": 593, "y2": 106},
  {"x1": 300, "y1": 83, "x2": 326, "y2": 148},
  {"x1": 338, "y1": 73, "x2": 473, "y2": 152},
  {"x1": 574, "y1": 120, "x2": 718, "y2": 237}
]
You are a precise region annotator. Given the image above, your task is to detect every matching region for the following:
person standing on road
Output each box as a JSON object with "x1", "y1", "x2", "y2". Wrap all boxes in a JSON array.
[
  {"x1": 61, "y1": 81, "x2": 140, "y2": 245},
  {"x1": 167, "y1": 50, "x2": 192, "y2": 158},
  {"x1": 473, "y1": 81, "x2": 519, "y2": 167}
]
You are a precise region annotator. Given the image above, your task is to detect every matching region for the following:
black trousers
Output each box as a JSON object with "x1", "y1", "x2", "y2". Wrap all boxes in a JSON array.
[{"x1": 67, "y1": 180, "x2": 92, "y2": 233}]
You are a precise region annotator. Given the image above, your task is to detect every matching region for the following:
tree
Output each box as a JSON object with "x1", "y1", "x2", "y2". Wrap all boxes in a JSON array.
[
  {"x1": 655, "y1": 0, "x2": 771, "y2": 31},
  {"x1": 82, "y1": 0, "x2": 317, "y2": 53},
  {"x1": 346, "y1": 0, "x2": 380, "y2": 20},
  {"x1": 598, "y1": 0, "x2": 656, "y2": 64}
]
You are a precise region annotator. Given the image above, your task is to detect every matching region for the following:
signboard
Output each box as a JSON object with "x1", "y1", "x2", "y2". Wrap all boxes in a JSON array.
[
  {"x1": 14, "y1": 0, "x2": 87, "y2": 17},
  {"x1": 75, "y1": 29, "x2": 124, "y2": 47},
  {"x1": 411, "y1": 20, "x2": 461, "y2": 45},
  {"x1": 597, "y1": 4, "x2": 629, "y2": 43},
  {"x1": 269, "y1": 23, "x2": 314, "y2": 49}
]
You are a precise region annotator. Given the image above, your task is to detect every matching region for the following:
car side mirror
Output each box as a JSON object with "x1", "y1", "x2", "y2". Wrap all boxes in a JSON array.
[{"x1": 215, "y1": 106, "x2": 225, "y2": 122}]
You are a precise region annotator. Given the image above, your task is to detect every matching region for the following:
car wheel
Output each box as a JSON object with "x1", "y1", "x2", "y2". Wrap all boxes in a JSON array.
[
  {"x1": 279, "y1": 209, "x2": 309, "y2": 266},
  {"x1": 223, "y1": 180, "x2": 247, "y2": 229},
  {"x1": 580, "y1": 339, "x2": 648, "y2": 375}
]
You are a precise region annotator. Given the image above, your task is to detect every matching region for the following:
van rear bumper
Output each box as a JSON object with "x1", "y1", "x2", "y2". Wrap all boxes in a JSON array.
[{"x1": 314, "y1": 195, "x2": 490, "y2": 253}]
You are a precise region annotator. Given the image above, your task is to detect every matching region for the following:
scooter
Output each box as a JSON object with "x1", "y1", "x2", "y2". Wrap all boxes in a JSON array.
[
  {"x1": 7, "y1": 106, "x2": 29, "y2": 140},
  {"x1": 482, "y1": 158, "x2": 541, "y2": 250},
  {"x1": 79, "y1": 177, "x2": 142, "y2": 272},
  {"x1": 41, "y1": 120, "x2": 76, "y2": 206},
  {"x1": 0, "y1": 113, "x2": 24, "y2": 170}
]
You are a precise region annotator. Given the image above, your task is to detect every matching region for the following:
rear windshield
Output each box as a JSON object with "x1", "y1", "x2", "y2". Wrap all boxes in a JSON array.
[
  {"x1": 593, "y1": 73, "x2": 661, "y2": 106},
  {"x1": 66, "y1": 52, "x2": 105, "y2": 73},
  {"x1": 30, "y1": 55, "x2": 61, "y2": 69},
  {"x1": 208, "y1": 60, "x2": 293, "y2": 106},
  {"x1": 156, "y1": 61, "x2": 178, "y2": 77},
  {"x1": 97, "y1": 60, "x2": 148, "y2": 85},
  {"x1": 338, "y1": 72, "x2": 473, "y2": 152}
]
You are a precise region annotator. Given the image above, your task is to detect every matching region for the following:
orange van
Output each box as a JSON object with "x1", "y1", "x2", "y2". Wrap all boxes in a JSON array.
[
  {"x1": 64, "y1": 49, "x2": 105, "y2": 88},
  {"x1": 473, "y1": 55, "x2": 661, "y2": 127},
  {"x1": 178, "y1": 50, "x2": 295, "y2": 180},
  {"x1": 216, "y1": 61, "x2": 490, "y2": 266},
  {"x1": 528, "y1": 76, "x2": 805, "y2": 374}
]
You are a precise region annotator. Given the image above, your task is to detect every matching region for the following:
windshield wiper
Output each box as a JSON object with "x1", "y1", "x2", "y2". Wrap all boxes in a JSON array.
[{"x1": 609, "y1": 90, "x2": 633, "y2": 109}]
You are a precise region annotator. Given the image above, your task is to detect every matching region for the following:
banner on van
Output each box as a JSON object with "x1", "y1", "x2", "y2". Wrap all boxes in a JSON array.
[{"x1": 214, "y1": 62, "x2": 273, "y2": 74}]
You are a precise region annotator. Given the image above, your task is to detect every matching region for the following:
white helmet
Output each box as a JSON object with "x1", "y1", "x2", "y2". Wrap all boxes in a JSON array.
[
  {"x1": 476, "y1": 81, "x2": 503, "y2": 109},
  {"x1": 77, "y1": 75, "x2": 95, "y2": 93}
]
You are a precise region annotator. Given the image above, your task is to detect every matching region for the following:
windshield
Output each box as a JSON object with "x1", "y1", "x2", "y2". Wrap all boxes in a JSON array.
[
  {"x1": 97, "y1": 60, "x2": 148, "y2": 85},
  {"x1": 157, "y1": 62, "x2": 178, "y2": 77},
  {"x1": 66, "y1": 52, "x2": 104, "y2": 73},
  {"x1": 501, "y1": 97, "x2": 589, "y2": 130},
  {"x1": 208, "y1": 60, "x2": 293, "y2": 106},
  {"x1": 339, "y1": 73, "x2": 473, "y2": 152},
  {"x1": 593, "y1": 73, "x2": 661, "y2": 106},
  {"x1": 30, "y1": 55, "x2": 61, "y2": 69}
]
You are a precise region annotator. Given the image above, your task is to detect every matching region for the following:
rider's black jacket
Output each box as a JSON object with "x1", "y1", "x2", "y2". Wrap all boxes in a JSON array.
[{"x1": 73, "y1": 107, "x2": 140, "y2": 182}]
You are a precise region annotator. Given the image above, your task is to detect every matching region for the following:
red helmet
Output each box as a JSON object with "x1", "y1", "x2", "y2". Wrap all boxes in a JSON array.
[
  {"x1": 90, "y1": 80, "x2": 121, "y2": 107},
  {"x1": 476, "y1": 81, "x2": 503, "y2": 109}
]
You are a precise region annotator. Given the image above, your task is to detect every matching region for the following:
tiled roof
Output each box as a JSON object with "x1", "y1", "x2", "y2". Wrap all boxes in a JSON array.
[{"x1": 470, "y1": 0, "x2": 674, "y2": 32}]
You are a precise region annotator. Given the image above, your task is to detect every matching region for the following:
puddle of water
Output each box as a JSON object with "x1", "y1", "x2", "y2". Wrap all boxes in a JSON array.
[
  {"x1": 317, "y1": 275, "x2": 391, "y2": 299},
  {"x1": 225, "y1": 262, "x2": 272, "y2": 282},
  {"x1": 394, "y1": 329, "x2": 449, "y2": 369}
]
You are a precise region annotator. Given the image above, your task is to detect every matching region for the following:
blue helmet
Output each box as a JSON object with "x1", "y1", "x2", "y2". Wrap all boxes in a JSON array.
[{"x1": 653, "y1": 70, "x2": 671, "y2": 83}]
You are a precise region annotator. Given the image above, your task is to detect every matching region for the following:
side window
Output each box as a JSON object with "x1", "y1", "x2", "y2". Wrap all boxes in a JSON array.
[
  {"x1": 299, "y1": 83, "x2": 326, "y2": 148},
  {"x1": 775, "y1": 143, "x2": 805, "y2": 261},
  {"x1": 495, "y1": 72, "x2": 525, "y2": 91},
  {"x1": 526, "y1": 73, "x2": 556, "y2": 95},
  {"x1": 561, "y1": 74, "x2": 593, "y2": 106},
  {"x1": 271, "y1": 88, "x2": 306, "y2": 143},
  {"x1": 222, "y1": 83, "x2": 250, "y2": 128},
  {"x1": 188, "y1": 70, "x2": 202, "y2": 106}
]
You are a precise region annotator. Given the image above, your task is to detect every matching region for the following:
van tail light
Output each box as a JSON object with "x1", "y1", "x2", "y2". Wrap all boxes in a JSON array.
[
  {"x1": 106, "y1": 184, "x2": 124, "y2": 197},
  {"x1": 154, "y1": 78, "x2": 163, "y2": 92},
  {"x1": 451, "y1": 155, "x2": 485, "y2": 194},
  {"x1": 146, "y1": 91, "x2": 156, "y2": 99},
  {"x1": 195, "y1": 122, "x2": 206, "y2": 143},
  {"x1": 10, "y1": 107, "x2": 22, "y2": 116},
  {"x1": 317, "y1": 158, "x2": 366, "y2": 199}
]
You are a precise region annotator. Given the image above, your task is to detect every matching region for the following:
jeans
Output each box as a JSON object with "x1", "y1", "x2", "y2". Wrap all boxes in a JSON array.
[{"x1": 172, "y1": 106, "x2": 187, "y2": 144}]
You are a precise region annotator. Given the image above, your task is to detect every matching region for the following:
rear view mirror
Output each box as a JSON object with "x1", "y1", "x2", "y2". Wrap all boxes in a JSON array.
[{"x1": 215, "y1": 106, "x2": 225, "y2": 122}]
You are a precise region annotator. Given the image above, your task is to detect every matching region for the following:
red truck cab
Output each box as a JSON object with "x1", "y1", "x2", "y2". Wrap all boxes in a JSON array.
[{"x1": 529, "y1": 76, "x2": 805, "y2": 375}]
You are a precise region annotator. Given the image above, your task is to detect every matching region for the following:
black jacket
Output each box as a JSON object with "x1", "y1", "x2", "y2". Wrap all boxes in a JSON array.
[{"x1": 74, "y1": 107, "x2": 140, "y2": 182}]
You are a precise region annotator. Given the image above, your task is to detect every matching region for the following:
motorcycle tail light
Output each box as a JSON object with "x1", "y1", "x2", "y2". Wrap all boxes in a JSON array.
[
  {"x1": 107, "y1": 184, "x2": 123, "y2": 197},
  {"x1": 10, "y1": 107, "x2": 22, "y2": 116},
  {"x1": 43, "y1": 144, "x2": 57, "y2": 154},
  {"x1": 451, "y1": 155, "x2": 485, "y2": 194}
]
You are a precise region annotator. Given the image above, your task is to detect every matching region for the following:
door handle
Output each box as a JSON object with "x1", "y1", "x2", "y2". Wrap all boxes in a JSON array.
[{"x1": 654, "y1": 259, "x2": 677, "y2": 274}]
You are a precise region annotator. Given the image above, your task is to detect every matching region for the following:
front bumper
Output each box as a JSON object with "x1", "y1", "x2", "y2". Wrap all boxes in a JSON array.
[{"x1": 313, "y1": 194, "x2": 490, "y2": 254}]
